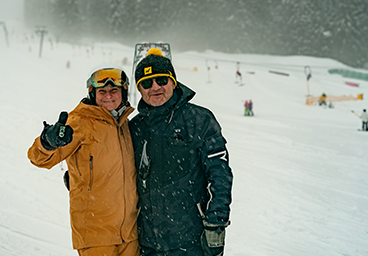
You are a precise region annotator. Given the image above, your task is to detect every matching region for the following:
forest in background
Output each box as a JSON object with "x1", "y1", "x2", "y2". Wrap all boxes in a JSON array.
[{"x1": 24, "y1": 0, "x2": 368, "y2": 68}]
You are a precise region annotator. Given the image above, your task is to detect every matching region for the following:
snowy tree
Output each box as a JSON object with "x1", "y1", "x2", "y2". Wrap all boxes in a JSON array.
[
  {"x1": 23, "y1": 0, "x2": 368, "y2": 67},
  {"x1": 50, "y1": 0, "x2": 83, "y2": 41},
  {"x1": 24, "y1": 0, "x2": 53, "y2": 28}
]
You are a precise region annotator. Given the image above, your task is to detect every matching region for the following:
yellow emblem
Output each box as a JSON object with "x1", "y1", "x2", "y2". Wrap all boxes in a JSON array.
[{"x1": 144, "y1": 67, "x2": 152, "y2": 75}]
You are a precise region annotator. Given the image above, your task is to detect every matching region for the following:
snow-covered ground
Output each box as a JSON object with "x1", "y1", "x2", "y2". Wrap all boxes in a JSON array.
[{"x1": 1, "y1": 22, "x2": 368, "y2": 256}]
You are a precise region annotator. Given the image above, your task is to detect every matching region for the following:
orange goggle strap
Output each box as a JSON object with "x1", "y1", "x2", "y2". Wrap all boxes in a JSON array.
[
  {"x1": 136, "y1": 72, "x2": 177, "y2": 89},
  {"x1": 88, "y1": 68, "x2": 129, "y2": 90}
]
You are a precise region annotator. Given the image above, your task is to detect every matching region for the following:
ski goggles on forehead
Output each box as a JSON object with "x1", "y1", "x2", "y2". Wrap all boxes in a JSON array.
[
  {"x1": 89, "y1": 68, "x2": 129, "y2": 89},
  {"x1": 140, "y1": 76, "x2": 169, "y2": 89}
]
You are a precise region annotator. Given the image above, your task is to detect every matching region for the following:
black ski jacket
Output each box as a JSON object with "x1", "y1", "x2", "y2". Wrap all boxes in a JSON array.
[{"x1": 129, "y1": 83, "x2": 233, "y2": 251}]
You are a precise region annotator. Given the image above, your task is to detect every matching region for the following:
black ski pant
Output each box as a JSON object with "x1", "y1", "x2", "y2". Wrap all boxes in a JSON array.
[
  {"x1": 140, "y1": 244, "x2": 203, "y2": 256},
  {"x1": 363, "y1": 121, "x2": 368, "y2": 131}
]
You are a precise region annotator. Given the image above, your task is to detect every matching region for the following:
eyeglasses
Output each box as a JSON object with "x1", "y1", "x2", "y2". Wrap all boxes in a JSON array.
[
  {"x1": 140, "y1": 76, "x2": 169, "y2": 89},
  {"x1": 88, "y1": 68, "x2": 129, "y2": 90}
]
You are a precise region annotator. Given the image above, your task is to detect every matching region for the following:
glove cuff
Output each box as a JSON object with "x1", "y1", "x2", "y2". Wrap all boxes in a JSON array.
[{"x1": 203, "y1": 220, "x2": 230, "y2": 230}]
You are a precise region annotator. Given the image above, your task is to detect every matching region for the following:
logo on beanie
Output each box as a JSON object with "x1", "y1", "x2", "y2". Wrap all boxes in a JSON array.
[{"x1": 144, "y1": 67, "x2": 152, "y2": 75}]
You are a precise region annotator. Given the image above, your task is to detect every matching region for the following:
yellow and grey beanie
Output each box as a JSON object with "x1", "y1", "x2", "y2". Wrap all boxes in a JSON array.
[{"x1": 135, "y1": 48, "x2": 177, "y2": 89}]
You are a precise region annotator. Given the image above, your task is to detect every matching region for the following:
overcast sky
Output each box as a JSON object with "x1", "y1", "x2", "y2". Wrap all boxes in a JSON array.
[{"x1": 0, "y1": 0, "x2": 24, "y2": 21}]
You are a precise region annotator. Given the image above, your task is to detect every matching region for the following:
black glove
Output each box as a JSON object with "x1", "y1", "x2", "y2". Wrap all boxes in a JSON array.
[
  {"x1": 41, "y1": 112, "x2": 73, "y2": 150},
  {"x1": 201, "y1": 220, "x2": 230, "y2": 256}
]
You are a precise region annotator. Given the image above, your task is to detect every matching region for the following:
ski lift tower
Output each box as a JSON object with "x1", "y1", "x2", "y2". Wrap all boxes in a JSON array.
[
  {"x1": 0, "y1": 21, "x2": 9, "y2": 47},
  {"x1": 35, "y1": 26, "x2": 48, "y2": 58},
  {"x1": 304, "y1": 66, "x2": 312, "y2": 97}
]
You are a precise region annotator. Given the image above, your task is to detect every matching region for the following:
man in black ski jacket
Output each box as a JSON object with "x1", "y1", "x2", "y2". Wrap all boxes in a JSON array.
[{"x1": 129, "y1": 48, "x2": 233, "y2": 256}]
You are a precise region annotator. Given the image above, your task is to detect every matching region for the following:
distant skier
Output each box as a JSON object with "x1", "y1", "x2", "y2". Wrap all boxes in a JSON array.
[
  {"x1": 248, "y1": 100, "x2": 254, "y2": 116},
  {"x1": 236, "y1": 62, "x2": 242, "y2": 84},
  {"x1": 318, "y1": 93, "x2": 327, "y2": 106},
  {"x1": 362, "y1": 109, "x2": 368, "y2": 131},
  {"x1": 244, "y1": 100, "x2": 249, "y2": 116},
  {"x1": 236, "y1": 70, "x2": 242, "y2": 84},
  {"x1": 353, "y1": 109, "x2": 368, "y2": 131}
]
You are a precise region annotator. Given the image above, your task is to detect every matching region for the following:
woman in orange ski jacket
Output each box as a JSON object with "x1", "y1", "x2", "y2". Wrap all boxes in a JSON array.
[{"x1": 28, "y1": 68, "x2": 139, "y2": 256}]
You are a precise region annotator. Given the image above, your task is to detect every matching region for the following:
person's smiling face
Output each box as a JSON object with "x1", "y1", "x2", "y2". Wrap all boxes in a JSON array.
[
  {"x1": 95, "y1": 84, "x2": 122, "y2": 111},
  {"x1": 139, "y1": 78, "x2": 175, "y2": 107}
]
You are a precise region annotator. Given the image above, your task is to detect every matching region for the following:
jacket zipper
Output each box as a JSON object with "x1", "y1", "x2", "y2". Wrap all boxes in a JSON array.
[
  {"x1": 116, "y1": 123, "x2": 127, "y2": 237},
  {"x1": 88, "y1": 156, "x2": 93, "y2": 191}
]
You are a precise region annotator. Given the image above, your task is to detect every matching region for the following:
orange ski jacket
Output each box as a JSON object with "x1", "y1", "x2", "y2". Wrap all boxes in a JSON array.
[{"x1": 28, "y1": 100, "x2": 138, "y2": 250}]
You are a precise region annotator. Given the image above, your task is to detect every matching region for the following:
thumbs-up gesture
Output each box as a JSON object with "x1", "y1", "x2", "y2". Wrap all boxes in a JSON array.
[{"x1": 41, "y1": 112, "x2": 74, "y2": 150}]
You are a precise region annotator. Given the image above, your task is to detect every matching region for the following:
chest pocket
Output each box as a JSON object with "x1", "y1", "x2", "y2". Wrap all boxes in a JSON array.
[{"x1": 152, "y1": 129, "x2": 193, "y2": 189}]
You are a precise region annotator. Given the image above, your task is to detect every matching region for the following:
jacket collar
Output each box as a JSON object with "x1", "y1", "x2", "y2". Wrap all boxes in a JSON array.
[
  {"x1": 75, "y1": 98, "x2": 134, "y2": 125},
  {"x1": 137, "y1": 82, "x2": 196, "y2": 119}
]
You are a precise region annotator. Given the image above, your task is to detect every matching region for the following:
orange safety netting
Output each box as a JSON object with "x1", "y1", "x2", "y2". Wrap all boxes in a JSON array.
[{"x1": 306, "y1": 94, "x2": 363, "y2": 105}]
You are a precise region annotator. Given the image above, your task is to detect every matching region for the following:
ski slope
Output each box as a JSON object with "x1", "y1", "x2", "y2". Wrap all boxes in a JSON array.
[{"x1": 1, "y1": 24, "x2": 368, "y2": 256}]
